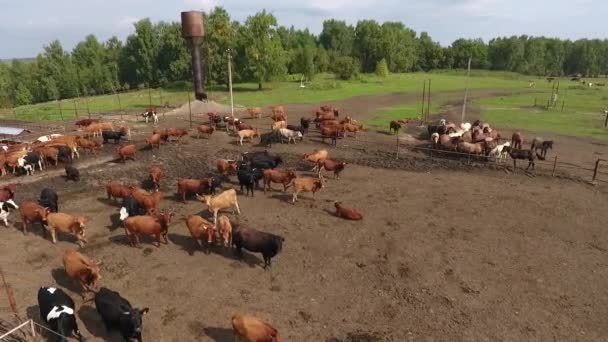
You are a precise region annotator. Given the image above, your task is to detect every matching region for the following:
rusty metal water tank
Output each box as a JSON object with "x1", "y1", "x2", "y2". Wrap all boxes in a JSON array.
[{"x1": 181, "y1": 11, "x2": 204, "y2": 38}]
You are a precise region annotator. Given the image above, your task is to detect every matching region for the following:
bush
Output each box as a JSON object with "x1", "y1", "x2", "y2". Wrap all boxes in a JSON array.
[
  {"x1": 332, "y1": 56, "x2": 358, "y2": 80},
  {"x1": 375, "y1": 58, "x2": 389, "y2": 77},
  {"x1": 308, "y1": 80, "x2": 342, "y2": 90}
]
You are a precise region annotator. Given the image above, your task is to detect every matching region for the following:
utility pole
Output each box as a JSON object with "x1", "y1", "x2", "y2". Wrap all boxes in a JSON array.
[
  {"x1": 461, "y1": 57, "x2": 472, "y2": 123},
  {"x1": 227, "y1": 49, "x2": 234, "y2": 118}
]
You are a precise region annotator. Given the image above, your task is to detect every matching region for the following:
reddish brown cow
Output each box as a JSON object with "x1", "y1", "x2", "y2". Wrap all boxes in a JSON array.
[
  {"x1": 167, "y1": 128, "x2": 189, "y2": 143},
  {"x1": 124, "y1": 212, "x2": 174, "y2": 247},
  {"x1": 45, "y1": 213, "x2": 87, "y2": 246},
  {"x1": 232, "y1": 314, "x2": 279, "y2": 342},
  {"x1": 116, "y1": 144, "x2": 137, "y2": 162},
  {"x1": 334, "y1": 202, "x2": 363, "y2": 220},
  {"x1": 317, "y1": 159, "x2": 347, "y2": 179},
  {"x1": 153, "y1": 128, "x2": 169, "y2": 142},
  {"x1": 149, "y1": 166, "x2": 163, "y2": 191},
  {"x1": 511, "y1": 132, "x2": 523, "y2": 149},
  {"x1": 77, "y1": 138, "x2": 102, "y2": 154},
  {"x1": 176, "y1": 178, "x2": 213, "y2": 202},
  {"x1": 146, "y1": 133, "x2": 162, "y2": 149},
  {"x1": 238, "y1": 122, "x2": 254, "y2": 131},
  {"x1": 197, "y1": 125, "x2": 215, "y2": 139},
  {"x1": 216, "y1": 159, "x2": 238, "y2": 177},
  {"x1": 185, "y1": 215, "x2": 215, "y2": 253},
  {"x1": 63, "y1": 249, "x2": 101, "y2": 298},
  {"x1": 131, "y1": 188, "x2": 164, "y2": 215},
  {"x1": 34, "y1": 146, "x2": 59, "y2": 166},
  {"x1": 320, "y1": 126, "x2": 345, "y2": 146},
  {"x1": 75, "y1": 119, "x2": 99, "y2": 127},
  {"x1": 263, "y1": 169, "x2": 297, "y2": 193},
  {"x1": 0, "y1": 184, "x2": 17, "y2": 200},
  {"x1": 106, "y1": 181, "x2": 132, "y2": 202},
  {"x1": 18, "y1": 201, "x2": 49, "y2": 234}
]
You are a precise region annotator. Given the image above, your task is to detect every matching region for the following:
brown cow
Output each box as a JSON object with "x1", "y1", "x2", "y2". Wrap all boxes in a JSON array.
[
  {"x1": 75, "y1": 119, "x2": 99, "y2": 127},
  {"x1": 167, "y1": 128, "x2": 189, "y2": 143},
  {"x1": 45, "y1": 213, "x2": 87, "y2": 246},
  {"x1": 124, "y1": 212, "x2": 174, "y2": 247},
  {"x1": 317, "y1": 159, "x2": 346, "y2": 179},
  {"x1": 77, "y1": 138, "x2": 102, "y2": 155},
  {"x1": 197, "y1": 189, "x2": 240, "y2": 226},
  {"x1": 263, "y1": 169, "x2": 296, "y2": 193},
  {"x1": 34, "y1": 146, "x2": 59, "y2": 166},
  {"x1": 343, "y1": 123, "x2": 361, "y2": 137},
  {"x1": 511, "y1": 132, "x2": 523, "y2": 150},
  {"x1": 145, "y1": 134, "x2": 162, "y2": 149},
  {"x1": 63, "y1": 249, "x2": 101, "y2": 298},
  {"x1": 320, "y1": 125, "x2": 345, "y2": 146},
  {"x1": 116, "y1": 144, "x2": 137, "y2": 162},
  {"x1": 106, "y1": 181, "x2": 132, "y2": 202},
  {"x1": 217, "y1": 215, "x2": 232, "y2": 247},
  {"x1": 149, "y1": 166, "x2": 163, "y2": 191},
  {"x1": 185, "y1": 215, "x2": 215, "y2": 253},
  {"x1": 131, "y1": 188, "x2": 164, "y2": 215},
  {"x1": 248, "y1": 107, "x2": 262, "y2": 119},
  {"x1": 153, "y1": 128, "x2": 169, "y2": 142},
  {"x1": 216, "y1": 159, "x2": 238, "y2": 177},
  {"x1": 197, "y1": 125, "x2": 215, "y2": 139},
  {"x1": 303, "y1": 149, "x2": 328, "y2": 167},
  {"x1": 238, "y1": 129, "x2": 259, "y2": 145},
  {"x1": 177, "y1": 178, "x2": 213, "y2": 202},
  {"x1": 232, "y1": 314, "x2": 279, "y2": 342},
  {"x1": 18, "y1": 201, "x2": 49, "y2": 234},
  {"x1": 238, "y1": 122, "x2": 254, "y2": 131},
  {"x1": 288, "y1": 177, "x2": 324, "y2": 204},
  {"x1": 334, "y1": 202, "x2": 363, "y2": 220}
]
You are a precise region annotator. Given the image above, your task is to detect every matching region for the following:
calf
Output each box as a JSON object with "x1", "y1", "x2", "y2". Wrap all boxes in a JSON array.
[
  {"x1": 217, "y1": 215, "x2": 233, "y2": 247},
  {"x1": 116, "y1": 144, "x2": 137, "y2": 162},
  {"x1": 39, "y1": 188, "x2": 59, "y2": 213},
  {"x1": 145, "y1": 133, "x2": 162, "y2": 149},
  {"x1": 102, "y1": 130, "x2": 126, "y2": 144},
  {"x1": 124, "y1": 212, "x2": 173, "y2": 247},
  {"x1": 278, "y1": 128, "x2": 303, "y2": 144},
  {"x1": 259, "y1": 130, "x2": 282, "y2": 147},
  {"x1": 237, "y1": 167, "x2": 264, "y2": 197},
  {"x1": 63, "y1": 249, "x2": 101, "y2": 297},
  {"x1": 19, "y1": 151, "x2": 44, "y2": 174},
  {"x1": 149, "y1": 166, "x2": 163, "y2": 191},
  {"x1": 505, "y1": 146, "x2": 541, "y2": 171},
  {"x1": 185, "y1": 214, "x2": 215, "y2": 253},
  {"x1": 320, "y1": 125, "x2": 345, "y2": 146},
  {"x1": 35, "y1": 146, "x2": 59, "y2": 166},
  {"x1": 0, "y1": 201, "x2": 18, "y2": 226},
  {"x1": 288, "y1": 177, "x2": 324, "y2": 204},
  {"x1": 238, "y1": 129, "x2": 260, "y2": 145},
  {"x1": 141, "y1": 109, "x2": 158, "y2": 123},
  {"x1": 153, "y1": 128, "x2": 170, "y2": 142},
  {"x1": 216, "y1": 159, "x2": 238, "y2": 177},
  {"x1": 119, "y1": 196, "x2": 143, "y2": 222},
  {"x1": 37, "y1": 287, "x2": 83, "y2": 341},
  {"x1": 232, "y1": 314, "x2": 279, "y2": 342},
  {"x1": 263, "y1": 169, "x2": 296, "y2": 193},
  {"x1": 168, "y1": 127, "x2": 189, "y2": 143},
  {"x1": 334, "y1": 202, "x2": 363, "y2": 220},
  {"x1": 177, "y1": 178, "x2": 214, "y2": 202},
  {"x1": 131, "y1": 188, "x2": 164, "y2": 215},
  {"x1": 45, "y1": 213, "x2": 87, "y2": 247},
  {"x1": 197, "y1": 124, "x2": 215, "y2": 138},
  {"x1": 197, "y1": 189, "x2": 240, "y2": 226},
  {"x1": 233, "y1": 225, "x2": 284, "y2": 269},
  {"x1": 77, "y1": 137, "x2": 102, "y2": 155},
  {"x1": 95, "y1": 287, "x2": 149, "y2": 342},
  {"x1": 65, "y1": 165, "x2": 80, "y2": 182},
  {"x1": 317, "y1": 159, "x2": 347, "y2": 179},
  {"x1": 303, "y1": 149, "x2": 329, "y2": 170},
  {"x1": 106, "y1": 181, "x2": 132, "y2": 202},
  {"x1": 75, "y1": 118, "x2": 99, "y2": 127},
  {"x1": 19, "y1": 201, "x2": 49, "y2": 234},
  {"x1": 248, "y1": 107, "x2": 262, "y2": 119}
]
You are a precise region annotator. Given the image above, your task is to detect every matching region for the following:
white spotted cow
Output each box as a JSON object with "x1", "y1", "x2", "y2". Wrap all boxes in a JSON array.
[{"x1": 37, "y1": 286, "x2": 82, "y2": 340}]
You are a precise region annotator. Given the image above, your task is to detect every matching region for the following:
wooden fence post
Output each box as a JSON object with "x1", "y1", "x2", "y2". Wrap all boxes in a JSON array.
[
  {"x1": 592, "y1": 159, "x2": 601, "y2": 183},
  {"x1": 427, "y1": 79, "x2": 432, "y2": 118},
  {"x1": 552, "y1": 156, "x2": 557, "y2": 177},
  {"x1": 12, "y1": 107, "x2": 17, "y2": 119},
  {"x1": 395, "y1": 136, "x2": 400, "y2": 160},
  {"x1": 58, "y1": 101, "x2": 64, "y2": 121},
  {"x1": 604, "y1": 112, "x2": 608, "y2": 128},
  {"x1": 187, "y1": 92, "x2": 193, "y2": 128},
  {"x1": 73, "y1": 99, "x2": 78, "y2": 118},
  {"x1": 421, "y1": 81, "x2": 427, "y2": 122}
]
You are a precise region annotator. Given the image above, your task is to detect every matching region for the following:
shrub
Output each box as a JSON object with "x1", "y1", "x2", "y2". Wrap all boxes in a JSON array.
[
  {"x1": 332, "y1": 56, "x2": 358, "y2": 80},
  {"x1": 375, "y1": 58, "x2": 389, "y2": 77}
]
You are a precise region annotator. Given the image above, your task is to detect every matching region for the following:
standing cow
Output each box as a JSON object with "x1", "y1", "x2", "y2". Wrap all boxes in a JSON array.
[
  {"x1": 95, "y1": 287, "x2": 149, "y2": 342},
  {"x1": 37, "y1": 286, "x2": 83, "y2": 341}
]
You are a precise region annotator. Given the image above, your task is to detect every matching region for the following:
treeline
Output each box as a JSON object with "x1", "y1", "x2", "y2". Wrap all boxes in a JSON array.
[{"x1": 1, "y1": 7, "x2": 607, "y2": 107}]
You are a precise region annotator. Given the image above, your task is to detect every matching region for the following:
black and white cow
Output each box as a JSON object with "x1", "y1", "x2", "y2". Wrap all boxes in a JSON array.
[
  {"x1": 95, "y1": 287, "x2": 149, "y2": 342},
  {"x1": 39, "y1": 188, "x2": 59, "y2": 213},
  {"x1": 141, "y1": 110, "x2": 158, "y2": 124},
  {"x1": 37, "y1": 286, "x2": 82, "y2": 342},
  {"x1": 119, "y1": 196, "x2": 143, "y2": 221},
  {"x1": 0, "y1": 200, "x2": 19, "y2": 226}
]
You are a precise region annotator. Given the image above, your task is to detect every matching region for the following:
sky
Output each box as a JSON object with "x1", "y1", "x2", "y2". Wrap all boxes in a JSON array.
[{"x1": 0, "y1": 0, "x2": 606, "y2": 59}]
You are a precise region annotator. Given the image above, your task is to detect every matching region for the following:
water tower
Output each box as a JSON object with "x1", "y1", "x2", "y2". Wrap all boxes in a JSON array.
[{"x1": 181, "y1": 11, "x2": 206, "y2": 101}]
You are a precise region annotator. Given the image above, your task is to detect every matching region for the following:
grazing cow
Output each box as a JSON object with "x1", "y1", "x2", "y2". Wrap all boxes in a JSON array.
[
  {"x1": 217, "y1": 215, "x2": 233, "y2": 247},
  {"x1": 19, "y1": 201, "x2": 49, "y2": 234},
  {"x1": 77, "y1": 137, "x2": 102, "y2": 154},
  {"x1": 249, "y1": 155, "x2": 283, "y2": 170},
  {"x1": 75, "y1": 118, "x2": 99, "y2": 127},
  {"x1": 248, "y1": 107, "x2": 263, "y2": 119},
  {"x1": 102, "y1": 130, "x2": 126, "y2": 144},
  {"x1": 45, "y1": 213, "x2": 87, "y2": 247},
  {"x1": 63, "y1": 249, "x2": 101, "y2": 297},
  {"x1": 119, "y1": 196, "x2": 143, "y2": 222},
  {"x1": 149, "y1": 166, "x2": 163, "y2": 191},
  {"x1": 216, "y1": 159, "x2": 238, "y2": 177},
  {"x1": 177, "y1": 178, "x2": 214, "y2": 202},
  {"x1": 185, "y1": 214, "x2": 215, "y2": 253},
  {"x1": 37, "y1": 287, "x2": 83, "y2": 341},
  {"x1": 334, "y1": 202, "x2": 363, "y2": 220},
  {"x1": 145, "y1": 133, "x2": 162, "y2": 149},
  {"x1": 320, "y1": 126, "x2": 345, "y2": 146},
  {"x1": 263, "y1": 169, "x2": 296, "y2": 193},
  {"x1": 316, "y1": 159, "x2": 346, "y2": 179},
  {"x1": 141, "y1": 109, "x2": 158, "y2": 123},
  {"x1": 237, "y1": 167, "x2": 264, "y2": 197},
  {"x1": 124, "y1": 212, "x2": 173, "y2": 247},
  {"x1": 288, "y1": 177, "x2": 324, "y2": 204},
  {"x1": 107, "y1": 181, "x2": 132, "y2": 202},
  {"x1": 511, "y1": 132, "x2": 523, "y2": 150},
  {"x1": 232, "y1": 314, "x2": 279, "y2": 342},
  {"x1": 259, "y1": 130, "x2": 282, "y2": 147},
  {"x1": 271, "y1": 120, "x2": 287, "y2": 131},
  {"x1": 131, "y1": 188, "x2": 164, "y2": 215},
  {"x1": 232, "y1": 225, "x2": 284, "y2": 269},
  {"x1": 504, "y1": 146, "x2": 542, "y2": 171},
  {"x1": 531, "y1": 137, "x2": 553, "y2": 158},
  {"x1": 0, "y1": 201, "x2": 18, "y2": 226},
  {"x1": 65, "y1": 165, "x2": 80, "y2": 182},
  {"x1": 197, "y1": 189, "x2": 240, "y2": 226},
  {"x1": 39, "y1": 188, "x2": 59, "y2": 213},
  {"x1": 34, "y1": 146, "x2": 60, "y2": 166},
  {"x1": 389, "y1": 120, "x2": 402, "y2": 134},
  {"x1": 197, "y1": 125, "x2": 215, "y2": 139},
  {"x1": 153, "y1": 128, "x2": 170, "y2": 142},
  {"x1": 303, "y1": 149, "x2": 329, "y2": 170},
  {"x1": 238, "y1": 129, "x2": 260, "y2": 145},
  {"x1": 116, "y1": 144, "x2": 137, "y2": 162},
  {"x1": 95, "y1": 287, "x2": 149, "y2": 342},
  {"x1": 278, "y1": 128, "x2": 303, "y2": 144},
  {"x1": 167, "y1": 128, "x2": 189, "y2": 143}
]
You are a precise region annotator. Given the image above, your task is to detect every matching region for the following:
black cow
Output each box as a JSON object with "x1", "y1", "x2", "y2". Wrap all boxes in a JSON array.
[
  {"x1": 250, "y1": 155, "x2": 282, "y2": 170},
  {"x1": 259, "y1": 131, "x2": 282, "y2": 147},
  {"x1": 23, "y1": 151, "x2": 43, "y2": 172},
  {"x1": 242, "y1": 151, "x2": 269, "y2": 162},
  {"x1": 0, "y1": 200, "x2": 18, "y2": 226},
  {"x1": 102, "y1": 130, "x2": 127, "y2": 144},
  {"x1": 232, "y1": 225, "x2": 284, "y2": 269},
  {"x1": 65, "y1": 165, "x2": 80, "y2": 182},
  {"x1": 209, "y1": 174, "x2": 223, "y2": 194},
  {"x1": 504, "y1": 146, "x2": 542, "y2": 171},
  {"x1": 57, "y1": 146, "x2": 73, "y2": 164},
  {"x1": 95, "y1": 287, "x2": 149, "y2": 342},
  {"x1": 237, "y1": 167, "x2": 264, "y2": 197},
  {"x1": 119, "y1": 196, "x2": 143, "y2": 221},
  {"x1": 39, "y1": 188, "x2": 59, "y2": 213},
  {"x1": 286, "y1": 118, "x2": 311, "y2": 136},
  {"x1": 37, "y1": 286, "x2": 82, "y2": 342}
]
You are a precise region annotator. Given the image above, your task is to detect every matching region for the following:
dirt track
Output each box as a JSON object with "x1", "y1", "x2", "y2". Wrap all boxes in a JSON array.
[{"x1": 1, "y1": 92, "x2": 608, "y2": 341}]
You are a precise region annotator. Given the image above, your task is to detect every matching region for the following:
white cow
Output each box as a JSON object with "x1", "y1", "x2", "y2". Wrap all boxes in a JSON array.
[{"x1": 278, "y1": 128, "x2": 303, "y2": 144}]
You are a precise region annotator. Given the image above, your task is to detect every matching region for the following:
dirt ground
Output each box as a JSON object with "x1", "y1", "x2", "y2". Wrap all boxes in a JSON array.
[{"x1": 1, "y1": 92, "x2": 608, "y2": 341}]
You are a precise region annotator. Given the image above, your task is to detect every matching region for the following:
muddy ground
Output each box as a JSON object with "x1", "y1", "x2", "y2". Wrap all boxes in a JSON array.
[{"x1": 1, "y1": 92, "x2": 608, "y2": 341}]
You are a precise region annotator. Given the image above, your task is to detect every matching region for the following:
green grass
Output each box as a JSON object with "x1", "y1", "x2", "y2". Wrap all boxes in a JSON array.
[{"x1": 364, "y1": 103, "x2": 441, "y2": 128}]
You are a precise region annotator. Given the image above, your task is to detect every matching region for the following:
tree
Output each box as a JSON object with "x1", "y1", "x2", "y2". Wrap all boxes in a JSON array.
[
  {"x1": 451, "y1": 38, "x2": 488, "y2": 69},
  {"x1": 0, "y1": 62, "x2": 10, "y2": 107},
  {"x1": 380, "y1": 22, "x2": 418, "y2": 72},
  {"x1": 417, "y1": 32, "x2": 443, "y2": 71},
  {"x1": 104, "y1": 37, "x2": 123, "y2": 91},
  {"x1": 319, "y1": 20, "x2": 354, "y2": 57},
  {"x1": 314, "y1": 47, "x2": 330, "y2": 73},
  {"x1": 30, "y1": 40, "x2": 78, "y2": 101},
  {"x1": 376, "y1": 58, "x2": 389, "y2": 77},
  {"x1": 354, "y1": 20, "x2": 384, "y2": 72},
  {"x1": 156, "y1": 22, "x2": 191, "y2": 84},
  {"x1": 119, "y1": 19, "x2": 160, "y2": 88},
  {"x1": 293, "y1": 44, "x2": 316, "y2": 80},
  {"x1": 205, "y1": 7, "x2": 236, "y2": 88},
  {"x1": 333, "y1": 56, "x2": 358, "y2": 80},
  {"x1": 242, "y1": 10, "x2": 287, "y2": 90}
]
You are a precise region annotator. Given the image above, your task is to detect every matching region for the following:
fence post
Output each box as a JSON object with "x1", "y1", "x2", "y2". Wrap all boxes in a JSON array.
[
  {"x1": 73, "y1": 99, "x2": 78, "y2": 118},
  {"x1": 148, "y1": 87, "x2": 153, "y2": 109},
  {"x1": 604, "y1": 112, "x2": 608, "y2": 128},
  {"x1": 30, "y1": 319, "x2": 35, "y2": 336},
  {"x1": 58, "y1": 101, "x2": 64, "y2": 121},
  {"x1": 592, "y1": 159, "x2": 601, "y2": 183},
  {"x1": 427, "y1": 79, "x2": 431, "y2": 118},
  {"x1": 552, "y1": 156, "x2": 557, "y2": 176},
  {"x1": 187, "y1": 92, "x2": 193, "y2": 128},
  {"x1": 85, "y1": 95, "x2": 91, "y2": 119},
  {"x1": 12, "y1": 107, "x2": 17, "y2": 119},
  {"x1": 421, "y1": 81, "x2": 427, "y2": 122},
  {"x1": 395, "y1": 136, "x2": 399, "y2": 160}
]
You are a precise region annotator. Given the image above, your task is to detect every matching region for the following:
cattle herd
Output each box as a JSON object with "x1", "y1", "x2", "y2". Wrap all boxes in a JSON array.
[{"x1": 0, "y1": 105, "x2": 370, "y2": 341}]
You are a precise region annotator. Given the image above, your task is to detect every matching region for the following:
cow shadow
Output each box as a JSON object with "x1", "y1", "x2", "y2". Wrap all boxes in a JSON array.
[
  {"x1": 107, "y1": 213, "x2": 122, "y2": 231},
  {"x1": 51, "y1": 268, "x2": 81, "y2": 295},
  {"x1": 97, "y1": 197, "x2": 118, "y2": 207},
  {"x1": 203, "y1": 327, "x2": 233, "y2": 342},
  {"x1": 140, "y1": 178, "x2": 155, "y2": 191},
  {"x1": 108, "y1": 234, "x2": 131, "y2": 246},
  {"x1": 16, "y1": 221, "x2": 48, "y2": 239},
  {"x1": 270, "y1": 193, "x2": 293, "y2": 203},
  {"x1": 26, "y1": 305, "x2": 53, "y2": 340},
  {"x1": 78, "y1": 305, "x2": 107, "y2": 338},
  {"x1": 167, "y1": 233, "x2": 262, "y2": 268}
]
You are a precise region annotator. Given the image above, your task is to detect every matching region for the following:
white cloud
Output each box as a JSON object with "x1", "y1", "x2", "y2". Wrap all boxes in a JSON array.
[
  {"x1": 184, "y1": 0, "x2": 219, "y2": 12},
  {"x1": 116, "y1": 16, "x2": 140, "y2": 29},
  {"x1": 307, "y1": 0, "x2": 375, "y2": 12}
]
